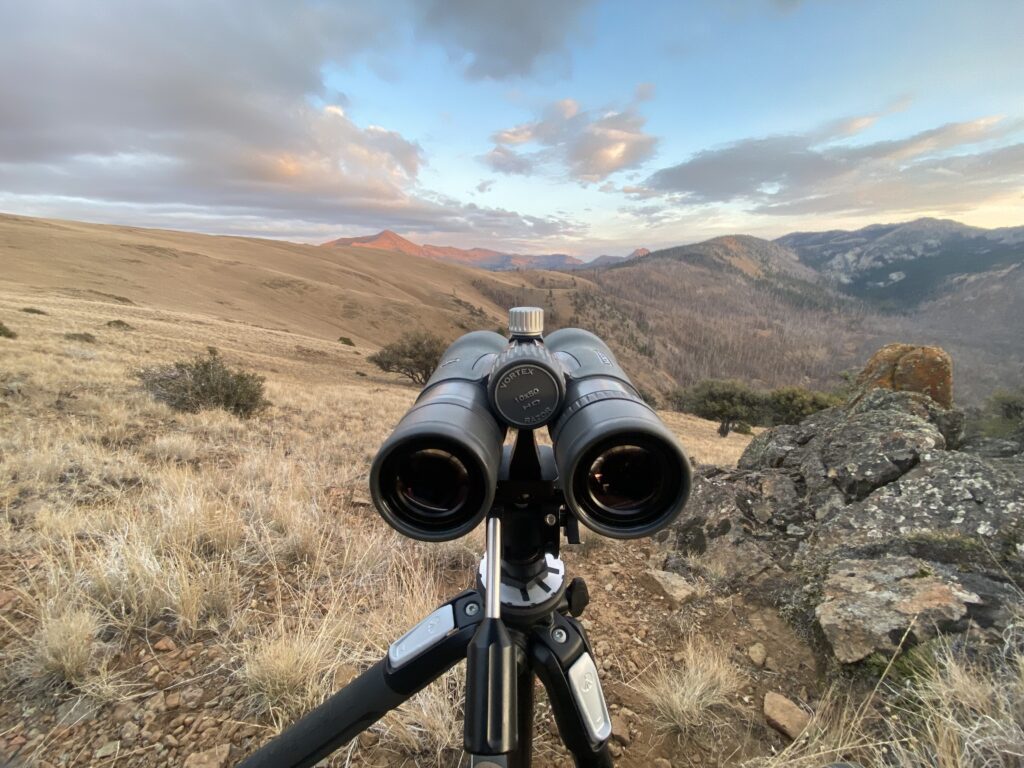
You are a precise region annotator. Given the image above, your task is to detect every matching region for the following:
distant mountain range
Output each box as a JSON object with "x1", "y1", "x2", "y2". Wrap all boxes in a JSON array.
[
  {"x1": 321, "y1": 230, "x2": 650, "y2": 271},
  {"x1": 777, "y1": 218, "x2": 1024, "y2": 307},
  {"x1": 322, "y1": 229, "x2": 586, "y2": 271}
]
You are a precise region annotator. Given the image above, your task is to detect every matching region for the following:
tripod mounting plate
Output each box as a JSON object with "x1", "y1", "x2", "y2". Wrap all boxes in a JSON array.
[{"x1": 478, "y1": 552, "x2": 565, "y2": 610}]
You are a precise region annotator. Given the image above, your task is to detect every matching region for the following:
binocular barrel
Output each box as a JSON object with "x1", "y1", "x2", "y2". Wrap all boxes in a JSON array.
[
  {"x1": 369, "y1": 317, "x2": 691, "y2": 542},
  {"x1": 545, "y1": 328, "x2": 691, "y2": 539},
  {"x1": 370, "y1": 332, "x2": 508, "y2": 542}
]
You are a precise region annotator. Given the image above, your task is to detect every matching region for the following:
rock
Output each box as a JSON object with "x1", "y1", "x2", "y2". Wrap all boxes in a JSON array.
[
  {"x1": 120, "y1": 721, "x2": 140, "y2": 745},
  {"x1": 961, "y1": 436, "x2": 1023, "y2": 458},
  {"x1": 183, "y1": 743, "x2": 231, "y2": 768},
  {"x1": 610, "y1": 713, "x2": 631, "y2": 745},
  {"x1": 854, "y1": 343, "x2": 953, "y2": 408},
  {"x1": 56, "y1": 698, "x2": 97, "y2": 726},
  {"x1": 747, "y1": 642, "x2": 767, "y2": 667},
  {"x1": 94, "y1": 741, "x2": 119, "y2": 759},
  {"x1": 763, "y1": 692, "x2": 810, "y2": 740},
  {"x1": 153, "y1": 636, "x2": 177, "y2": 652},
  {"x1": 815, "y1": 557, "x2": 980, "y2": 663},
  {"x1": 639, "y1": 569, "x2": 697, "y2": 608}
]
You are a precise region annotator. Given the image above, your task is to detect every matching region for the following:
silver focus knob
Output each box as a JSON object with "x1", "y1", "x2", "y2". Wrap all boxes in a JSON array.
[{"x1": 508, "y1": 306, "x2": 544, "y2": 337}]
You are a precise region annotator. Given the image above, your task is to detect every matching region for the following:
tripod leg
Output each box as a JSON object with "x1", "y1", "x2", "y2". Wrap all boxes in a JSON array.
[
  {"x1": 508, "y1": 657, "x2": 535, "y2": 768},
  {"x1": 529, "y1": 614, "x2": 614, "y2": 768},
  {"x1": 239, "y1": 591, "x2": 483, "y2": 768}
]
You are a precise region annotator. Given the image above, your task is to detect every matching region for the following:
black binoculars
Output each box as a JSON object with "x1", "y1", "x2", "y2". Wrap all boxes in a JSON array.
[{"x1": 369, "y1": 309, "x2": 692, "y2": 542}]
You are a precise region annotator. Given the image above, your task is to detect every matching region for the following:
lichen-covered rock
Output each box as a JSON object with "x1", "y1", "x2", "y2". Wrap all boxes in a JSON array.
[
  {"x1": 853, "y1": 343, "x2": 953, "y2": 408},
  {"x1": 815, "y1": 557, "x2": 981, "y2": 663},
  {"x1": 670, "y1": 346, "x2": 1020, "y2": 667}
]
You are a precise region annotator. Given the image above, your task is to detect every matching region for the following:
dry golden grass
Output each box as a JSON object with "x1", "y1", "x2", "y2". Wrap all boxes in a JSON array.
[
  {"x1": 748, "y1": 627, "x2": 1024, "y2": 768},
  {"x1": 634, "y1": 636, "x2": 745, "y2": 735}
]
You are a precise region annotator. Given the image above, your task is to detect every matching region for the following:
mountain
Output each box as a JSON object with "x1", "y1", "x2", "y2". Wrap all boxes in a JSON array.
[
  {"x1": 579, "y1": 247, "x2": 650, "y2": 269},
  {"x1": 322, "y1": 229, "x2": 583, "y2": 271},
  {"x1": 0, "y1": 213, "x2": 578, "y2": 347},
  {"x1": 636, "y1": 235, "x2": 818, "y2": 282},
  {"x1": 777, "y1": 218, "x2": 1024, "y2": 307}
]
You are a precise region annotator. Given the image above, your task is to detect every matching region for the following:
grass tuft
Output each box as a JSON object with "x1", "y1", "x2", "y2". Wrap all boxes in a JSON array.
[
  {"x1": 64, "y1": 331, "x2": 97, "y2": 343},
  {"x1": 635, "y1": 636, "x2": 744, "y2": 734},
  {"x1": 0, "y1": 320, "x2": 16, "y2": 338}
]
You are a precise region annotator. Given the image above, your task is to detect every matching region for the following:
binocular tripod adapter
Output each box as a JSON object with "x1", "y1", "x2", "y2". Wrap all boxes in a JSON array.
[{"x1": 240, "y1": 309, "x2": 693, "y2": 768}]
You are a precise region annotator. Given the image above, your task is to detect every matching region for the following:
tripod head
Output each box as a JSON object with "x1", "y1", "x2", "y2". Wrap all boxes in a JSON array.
[{"x1": 370, "y1": 307, "x2": 693, "y2": 545}]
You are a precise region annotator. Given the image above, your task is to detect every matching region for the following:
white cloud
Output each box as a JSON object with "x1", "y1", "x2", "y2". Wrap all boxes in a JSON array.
[{"x1": 481, "y1": 93, "x2": 658, "y2": 183}]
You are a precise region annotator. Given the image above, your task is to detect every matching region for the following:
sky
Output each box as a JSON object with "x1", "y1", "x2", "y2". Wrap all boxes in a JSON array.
[{"x1": 1, "y1": 0, "x2": 1022, "y2": 258}]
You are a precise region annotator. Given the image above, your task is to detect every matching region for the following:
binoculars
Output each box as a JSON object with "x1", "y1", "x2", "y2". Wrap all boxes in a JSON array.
[{"x1": 370, "y1": 308, "x2": 692, "y2": 542}]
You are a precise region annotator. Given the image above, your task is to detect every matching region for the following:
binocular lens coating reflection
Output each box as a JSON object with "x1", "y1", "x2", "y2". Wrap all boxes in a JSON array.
[
  {"x1": 394, "y1": 448, "x2": 470, "y2": 516},
  {"x1": 586, "y1": 445, "x2": 660, "y2": 513}
]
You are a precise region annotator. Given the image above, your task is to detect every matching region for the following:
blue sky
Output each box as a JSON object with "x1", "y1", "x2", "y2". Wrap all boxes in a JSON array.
[{"x1": 1, "y1": 1, "x2": 1021, "y2": 257}]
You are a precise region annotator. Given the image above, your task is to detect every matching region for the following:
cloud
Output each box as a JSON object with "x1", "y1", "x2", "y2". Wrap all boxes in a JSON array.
[
  {"x1": 475, "y1": 179, "x2": 496, "y2": 193},
  {"x1": 481, "y1": 93, "x2": 658, "y2": 183},
  {"x1": 0, "y1": 0, "x2": 583, "y2": 245},
  {"x1": 415, "y1": 0, "x2": 594, "y2": 79},
  {"x1": 642, "y1": 112, "x2": 1024, "y2": 217}
]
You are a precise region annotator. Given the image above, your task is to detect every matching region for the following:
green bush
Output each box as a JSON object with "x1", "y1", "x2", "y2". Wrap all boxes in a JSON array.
[
  {"x1": 979, "y1": 387, "x2": 1024, "y2": 439},
  {"x1": 734, "y1": 421, "x2": 753, "y2": 435},
  {"x1": 137, "y1": 348, "x2": 268, "y2": 418},
  {"x1": 761, "y1": 386, "x2": 840, "y2": 426},
  {"x1": 0, "y1": 321, "x2": 16, "y2": 339},
  {"x1": 671, "y1": 379, "x2": 762, "y2": 436},
  {"x1": 673, "y1": 379, "x2": 840, "y2": 436},
  {"x1": 337, "y1": 336, "x2": 355, "y2": 347},
  {"x1": 368, "y1": 331, "x2": 447, "y2": 385}
]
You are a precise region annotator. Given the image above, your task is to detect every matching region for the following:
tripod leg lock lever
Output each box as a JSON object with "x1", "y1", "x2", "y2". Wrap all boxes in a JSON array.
[{"x1": 388, "y1": 605, "x2": 456, "y2": 670}]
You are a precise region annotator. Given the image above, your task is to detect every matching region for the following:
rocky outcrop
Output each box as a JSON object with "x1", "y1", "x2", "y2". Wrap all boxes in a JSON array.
[
  {"x1": 664, "y1": 348, "x2": 1023, "y2": 666},
  {"x1": 851, "y1": 343, "x2": 954, "y2": 408}
]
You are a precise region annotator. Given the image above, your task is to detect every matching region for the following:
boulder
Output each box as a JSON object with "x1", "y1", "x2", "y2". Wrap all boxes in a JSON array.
[
  {"x1": 815, "y1": 557, "x2": 981, "y2": 663},
  {"x1": 853, "y1": 343, "x2": 953, "y2": 408},
  {"x1": 183, "y1": 744, "x2": 231, "y2": 768}
]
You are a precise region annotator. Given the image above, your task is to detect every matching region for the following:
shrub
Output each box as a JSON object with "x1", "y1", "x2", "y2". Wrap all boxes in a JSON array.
[
  {"x1": 137, "y1": 348, "x2": 268, "y2": 418},
  {"x1": 734, "y1": 421, "x2": 753, "y2": 435},
  {"x1": 672, "y1": 379, "x2": 762, "y2": 437},
  {"x1": 979, "y1": 386, "x2": 1024, "y2": 439},
  {"x1": 0, "y1": 321, "x2": 16, "y2": 339},
  {"x1": 761, "y1": 386, "x2": 840, "y2": 426},
  {"x1": 337, "y1": 336, "x2": 355, "y2": 347},
  {"x1": 368, "y1": 331, "x2": 447, "y2": 385},
  {"x1": 21, "y1": 307, "x2": 48, "y2": 315},
  {"x1": 64, "y1": 332, "x2": 97, "y2": 343},
  {"x1": 106, "y1": 320, "x2": 134, "y2": 330}
]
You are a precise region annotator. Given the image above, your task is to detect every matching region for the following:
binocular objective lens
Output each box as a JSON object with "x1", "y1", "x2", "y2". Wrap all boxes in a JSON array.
[
  {"x1": 586, "y1": 444, "x2": 662, "y2": 513},
  {"x1": 394, "y1": 449, "x2": 470, "y2": 516}
]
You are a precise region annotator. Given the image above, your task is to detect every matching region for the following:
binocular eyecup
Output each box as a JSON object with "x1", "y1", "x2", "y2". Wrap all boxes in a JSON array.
[{"x1": 369, "y1": 320, "x2": 691, "y2": 542}]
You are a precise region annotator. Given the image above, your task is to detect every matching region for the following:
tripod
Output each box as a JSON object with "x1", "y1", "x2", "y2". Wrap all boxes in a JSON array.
[{"x1": 239, "y1": 430, "x2": 614, "y2": 768}]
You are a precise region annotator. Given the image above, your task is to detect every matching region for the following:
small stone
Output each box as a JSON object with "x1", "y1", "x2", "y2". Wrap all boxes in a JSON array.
[
  {"x1": 183, "y1": 743, "x2": 231, "y2": 768},
  {"x1": 166, "y1": 692, "x2": 181, "y2": 710},
  {"x1": 95, "y1": 741, "x2": 119, "y2": 759},
  {"x1": 153, "y1": 637, "x2": 177, "y2": 652},
  {"x1": 155, "y1": 671, "x2": 174, "y2": 689},
  {"x1": 747, "y1": 642, "x2": 767, "y2": 667},
  {"x1": 639, "y1": 569, "x2": 696, "y2": 609},
  {"x1": 163, "y1": 734, "x2": 179, "y2": 748},
  {"x1": 121, "y1": 721, "x2": 140, "y2": 744},
  {"x1": 610, "y1": 714, "x2": 631, "y2": 745},
  {"x1": 763, "y1": 692, "x2": 810, "y2": 740},
  {"x1": 608, "y1": 741, "x2": 623, "y2": 758},
  {"x1": 181, "y1": 685, "x2": 205, "y2": 707}
]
